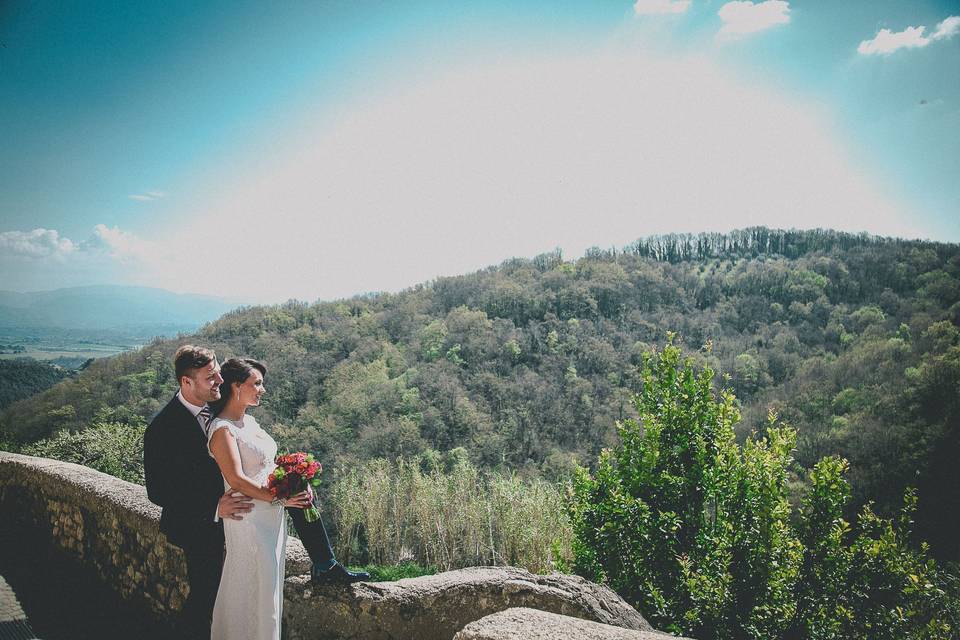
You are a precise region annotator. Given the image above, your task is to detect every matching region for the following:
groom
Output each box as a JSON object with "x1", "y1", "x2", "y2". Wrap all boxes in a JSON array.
[{"x1": 144, "y1": 345, "x2": 367, "y2": 639}]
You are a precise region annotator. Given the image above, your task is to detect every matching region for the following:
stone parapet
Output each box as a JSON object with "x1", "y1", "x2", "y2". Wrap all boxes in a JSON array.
[{"x1": 0, "y1": 451, "x2": 312, "y2": 619}]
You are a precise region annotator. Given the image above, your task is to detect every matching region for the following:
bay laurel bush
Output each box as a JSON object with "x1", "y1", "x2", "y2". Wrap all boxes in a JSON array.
[
  {"x1": 331, "y1": 452, "x2": 572, "y2": 573},
  {"x1": 789, "y1": 461, "x2": 955, "y2": 639},
  {"x1": 569, "y1": 340, "x2": 954, "y2": 640}
]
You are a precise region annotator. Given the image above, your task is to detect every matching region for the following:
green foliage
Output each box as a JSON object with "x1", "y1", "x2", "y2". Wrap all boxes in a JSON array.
[
  {"x1": 358, "y1": 562, "x2": 437, "y2": 582},
  {"x1": 502, "y1": 338, "x2": 522, "y2": 362},
  {"x1": 419, "y1": 320, "x2": 448, "y2": 362},
  {"x1": 850, "y1": 305, "x2": 886, "y2": 333},
  {"x1": 569, "y1": 344, "x2": 955, "y2": 639},
  {"x1": 790, "y1": 456, "x2": 852, "y2": 640},
  {"x1": 0, "y1": 359, "x2": 71, "y2": 411},
  {"x1": 569, "y1": 341, "x2": 802, "y2": 637},
  {"x1": 793, "y1": 473, "x2": 955, "y2": 639},
  {"x1": 22, "y1": 420, "x2": 146, "y2": 484}
]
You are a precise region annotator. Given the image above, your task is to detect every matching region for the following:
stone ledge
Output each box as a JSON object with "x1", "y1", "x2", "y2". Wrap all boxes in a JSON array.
[
  {"x1": 453, "y1": 608, "x2": 691, "y2": 640},
  {"x1": 0, "y1": 451, "x2": 312, "y2": 577},
  {"x1": 0, "y1": 451, "x2": 160, "y2": 520},
  {"x1": 282, "y1": 566, "x2": 654, "y2": 640}
]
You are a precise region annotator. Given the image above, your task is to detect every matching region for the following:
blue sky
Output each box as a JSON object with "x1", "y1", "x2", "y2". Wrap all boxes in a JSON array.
[{"x1": 1, "y1": 1, "x2": 958, "y2": 302}]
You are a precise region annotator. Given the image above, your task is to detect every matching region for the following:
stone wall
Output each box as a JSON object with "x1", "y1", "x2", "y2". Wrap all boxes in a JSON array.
[
  {"x1": 0, "y1": 452, "x2": 685, "y2": 639},
  {"x1": 0, "y1": 451, "x2": 190, "y2": 617}
]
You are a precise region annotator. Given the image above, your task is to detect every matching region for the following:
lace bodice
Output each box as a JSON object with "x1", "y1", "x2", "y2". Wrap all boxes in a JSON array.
[{"x1": 207, "y1": 414, "x2": 278, "y2": 485}]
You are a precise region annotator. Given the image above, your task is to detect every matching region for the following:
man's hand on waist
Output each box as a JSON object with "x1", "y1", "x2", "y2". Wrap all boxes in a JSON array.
[{"x1": 217, "y1": 489, "x2": 254, "y2": 521}]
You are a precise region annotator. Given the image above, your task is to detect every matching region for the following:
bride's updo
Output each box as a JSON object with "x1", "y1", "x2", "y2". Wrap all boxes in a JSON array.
[{"x1": 208, "y1": 357, "x2": 267, "y2": 417}]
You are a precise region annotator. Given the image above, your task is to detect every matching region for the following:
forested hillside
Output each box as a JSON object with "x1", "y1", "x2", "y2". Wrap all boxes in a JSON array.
[
  {"x1": 2, "y1": 228, "x2": 958, "y2": 559},
  {"x1": 0, "y1": 359, "x2": 71, "y2": 410}
]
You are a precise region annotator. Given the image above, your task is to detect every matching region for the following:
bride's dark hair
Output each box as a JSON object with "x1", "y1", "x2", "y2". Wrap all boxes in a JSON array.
[{"x1": 208, "y1": 357, "x2": 267, "y2": 417}]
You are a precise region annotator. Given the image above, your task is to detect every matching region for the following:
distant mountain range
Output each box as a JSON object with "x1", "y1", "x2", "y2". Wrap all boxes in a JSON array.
[{"x1": 0, "y1": 285, "x2": 243, "y2": 332}]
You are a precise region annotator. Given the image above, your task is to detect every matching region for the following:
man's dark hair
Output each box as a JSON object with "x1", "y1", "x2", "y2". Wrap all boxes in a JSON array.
[{"x1": 173, "y1": 345, "x2": 217, "y2": 383}]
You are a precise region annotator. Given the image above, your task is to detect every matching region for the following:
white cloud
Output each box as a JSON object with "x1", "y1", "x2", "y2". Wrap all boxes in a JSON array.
[
  {"x1": 0, "y1": 224, "x2": 171, "y2": 292},
  {"x1": 0, "y1": 225, "x2": 156, "y2": 264},
  {"x1": 81, "y1": 224, "x2": 157, "y2": 262},
  {"x1": 0, "y1": 228, "x2": 76, "y2": 259},
  {"x1": 717, "y1": 1, "x2": 790, "y2": 38},
  {"x1": 858, "y1": 15, "x2": 959, "y2": 55},
  {"x1": 129, "y1": 190, "x2": 166, "y2": 201},
  {"x1": 634, "y1": 0, "x2": 691, "y2": 16},
  {"x1": 858, "y1": 26, "x2": 930, "y2": 55},
  {"x1": 165, "y1": 50, "x2": 912, "y2": 302},
  {"x1": 932, "y1": 16, "x2": 960, "y2": 41}
]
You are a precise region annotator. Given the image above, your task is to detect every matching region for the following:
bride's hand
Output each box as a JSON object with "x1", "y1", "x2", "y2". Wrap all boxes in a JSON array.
[{"x1": 283, "y1": 490, "x2": 313, "y2": 509}]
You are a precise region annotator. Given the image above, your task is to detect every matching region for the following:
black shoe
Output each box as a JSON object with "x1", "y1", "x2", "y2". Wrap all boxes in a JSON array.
[{"x1": 311, "y1": 561, "x2": 370, "y2": 585}]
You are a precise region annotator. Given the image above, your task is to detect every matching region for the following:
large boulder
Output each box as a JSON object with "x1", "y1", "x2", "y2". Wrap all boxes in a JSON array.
[
  {"x1": 454, "y1": 607, "x2": 691, "y2": 640},
  {"x1": 283, "y1": 566, "x2": 655, "y2": 640}
]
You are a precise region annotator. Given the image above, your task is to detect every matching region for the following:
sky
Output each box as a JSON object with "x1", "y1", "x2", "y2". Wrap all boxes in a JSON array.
[{"x1": 1, "y1": 1, "x2": 958, "y2": 303}]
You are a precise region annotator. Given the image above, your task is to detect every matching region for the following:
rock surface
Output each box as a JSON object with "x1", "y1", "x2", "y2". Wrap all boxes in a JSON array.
[
  {"x1": 283, "y1": 566, "x2": 653, "y2": 640},
  {"x1": 454, "y1": 608, "x2": 690, "y2": 640}
]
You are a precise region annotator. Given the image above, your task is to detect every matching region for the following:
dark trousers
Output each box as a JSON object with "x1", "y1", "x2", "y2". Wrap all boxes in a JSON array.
[
  {"x1": 181, "y1": 544, "x2": 225, "y2": 640},
  {"x1": 287, "y1": 506, "x2": 335, "y2": 566}
]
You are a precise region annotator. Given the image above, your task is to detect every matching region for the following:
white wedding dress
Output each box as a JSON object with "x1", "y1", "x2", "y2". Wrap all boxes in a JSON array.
[{"x1": 207, "y1": 414, "x2": 286, "y2": 640}]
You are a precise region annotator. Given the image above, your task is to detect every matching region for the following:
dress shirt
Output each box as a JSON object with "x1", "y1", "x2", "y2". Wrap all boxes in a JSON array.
[
  {"x1": 177, "y1": 390, "x2": 210, "y2": 433},
  {"x1": 177, "y1": 389, "x2": 221, "y2": 522}
]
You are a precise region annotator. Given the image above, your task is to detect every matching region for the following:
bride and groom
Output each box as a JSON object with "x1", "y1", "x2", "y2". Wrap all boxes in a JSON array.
[{"x1": 144, "y1": 345, "x2": 368, "y2": 640}]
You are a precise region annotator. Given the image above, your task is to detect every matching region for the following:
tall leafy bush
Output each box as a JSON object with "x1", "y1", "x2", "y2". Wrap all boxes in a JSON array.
[{"x1": 569, "y1": 341, "x2": 953, "y2": 639}]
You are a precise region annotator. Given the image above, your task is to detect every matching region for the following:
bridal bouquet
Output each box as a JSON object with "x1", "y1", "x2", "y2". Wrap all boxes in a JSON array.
[{"x1": 268, "y1": 452, "x2": 322, "y2": 522}]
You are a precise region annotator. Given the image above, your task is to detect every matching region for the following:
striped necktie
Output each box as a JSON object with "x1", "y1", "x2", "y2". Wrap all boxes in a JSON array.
[{"x1": 197, "y1": 405, "x2": 213, "y2": 434}]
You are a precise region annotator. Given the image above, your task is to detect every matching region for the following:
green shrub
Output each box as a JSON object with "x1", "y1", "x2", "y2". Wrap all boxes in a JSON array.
[
  {"x1": 569, "y1": 341, "x2": 954, "y2": 639},
  {"x1": 23, "y1": 420, "x2": 146, "y2": 484},
  {"x1": 793, "y1": 469, "x2": 955, "y2": 639}
]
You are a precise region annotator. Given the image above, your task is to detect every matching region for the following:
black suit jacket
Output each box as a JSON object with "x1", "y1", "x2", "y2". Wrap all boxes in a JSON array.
[{"x1": 144, "y1": 395, "x2": 225, "y2": 553}]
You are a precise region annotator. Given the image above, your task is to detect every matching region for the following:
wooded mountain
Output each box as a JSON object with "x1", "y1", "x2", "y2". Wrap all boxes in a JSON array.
[{"x1": 2, "y1": 228, "x2": 958, "y2": 560}]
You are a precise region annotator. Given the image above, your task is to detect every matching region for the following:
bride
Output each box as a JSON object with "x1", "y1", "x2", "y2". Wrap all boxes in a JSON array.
[{"x1": 206, "y1": 357, "x2": 312, "y2": 640}]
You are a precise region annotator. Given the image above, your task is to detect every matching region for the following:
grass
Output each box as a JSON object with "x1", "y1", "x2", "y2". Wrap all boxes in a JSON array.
[
  {"x1": 331, "y1": 453, "x2": 573, "y2": 574},
  {"x1": 355, "y1": 562, "x2": 438, "y2": 582}
]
